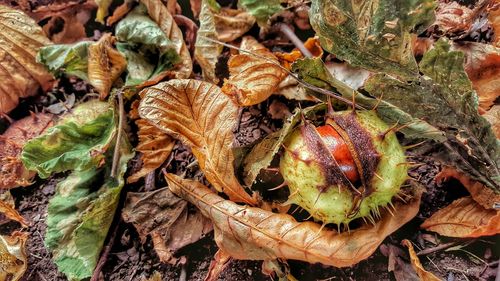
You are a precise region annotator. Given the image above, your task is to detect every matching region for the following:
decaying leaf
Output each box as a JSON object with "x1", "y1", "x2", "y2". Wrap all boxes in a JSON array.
[
  {"x1": 139, "y1": 79, "x2": 257, "y2": 205},
  {"x1": 88, "y1": 34, "x2": 127, "y2": 99},
  {"x1": 401, "y1": 240, "x2": 441, "y2": 281},
  {"x1": 21, "y1": 100, "x2": 115, "y2": 179},
  {"x1": 123, "y1": 187, "x2": 212, "y2": 264},
  {"x1": 221, "y1": 36, "x2": 287, "y2": 106},
  {"x1": 489, "y1": 3, "x2": 500, "y2": 47},
  {"x1": 0, "y1": 113, "x2": 53, "y2": 189},
  {"x1": 421, "y1": 196, "x2": 500, "y2": 238},
  {"x1": 0, "y1": 232, "x2": 28, "y2": 281},
  {"x1": 214, "y1": 8, "x2": 255, "y2": 42},
  {"x1": 166, "y1": 173, "x2": 422, "y2": 268},
  {"x1": 310, "y1": 0, "x2": 435, "y2": 79},
  {"x1": 453, "y1": 42, "x2": 500, "y2": 112},
  {"x1": 37, "y1": 41, "x2": 92, "y2": 80},
  {"x1": 194, "y1": 0, "x2": 223, "y2": 84},
  {"x1": 275, "y1": 37, "x2": 323, "y2": 70},
  {"x1": 141, "y1": 0, "x2": 193, "y2": 80},
  {"x1": 205, "y1": 250, "x2": 232, "y2": 281},
  {"x1": 238, "y1": 0, "x2": 282, "y2": 26},
  {"x1": 0, "y1": 192, "x2": 28, "y2": 226},
  {"x1": 0, "y1": 5, "x2": 54, "y2": 114},
  {"x1": 127, "y1": 118, "x2": 175, "y2": 183},
  {"x1": 483, "y1": 105, "x2": 499, "y2": 138},
  {"x1": 431, "y1": 1, "x2": 474, "y2": 36}
]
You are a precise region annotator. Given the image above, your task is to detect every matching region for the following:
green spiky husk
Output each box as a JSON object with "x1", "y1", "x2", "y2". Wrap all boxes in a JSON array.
[{"x1": 279, "y1": 110, "x2": 408, "y2": 225}]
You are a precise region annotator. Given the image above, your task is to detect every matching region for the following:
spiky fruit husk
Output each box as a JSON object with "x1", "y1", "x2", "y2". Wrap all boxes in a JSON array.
[{"x1": 279, "y1": 110, "x2": 408, "y2": 225}]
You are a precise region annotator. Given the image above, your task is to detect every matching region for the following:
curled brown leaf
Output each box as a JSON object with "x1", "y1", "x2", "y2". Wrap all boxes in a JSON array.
[
  {"x1": 421, "y1": 196, "x2": 500, "y2": 238},
  {"x1": 88, "y1": 33, "x2": 127, "y2": 100},
  {"x1": 141, "y1": 0, "x2": 193, "y2": 79},
  {"x1": 166, "y1": 173, "x2": 422, "y2": 267},
  {"x1": 222, "y1": 36, "x2": 287, "y2": 106},
  {"x1": 139, "y1": 79, "x2": 257, "y2": 205},
  {"x1": 0, "y1": 231, "x2": 28, "y2": 281},
  {"x1": 214, "y1": 9, "x2": 255, "y2": 42},
  {"x1": 401, "y1": 240, "x2": 441, "y2": 281},
  {"x1": 0, "y1": 113, "x2": 53, "y2": 189},
  {"x1": 204, "y1": 250, "x2": 232, "y2": 281},
  {"x1": 0, "y1": 192, "x2": 28, "y2": 227},
  {"x1": 0, "y1": 5, "x2": 54, "y2": 114}
]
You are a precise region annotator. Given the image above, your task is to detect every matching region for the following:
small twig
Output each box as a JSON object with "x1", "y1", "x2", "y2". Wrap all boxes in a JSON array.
[
  {"x1": 90, "y1": 219, "x2": 121, "y2": 281},
  {"x1": 276, "y1": 23, "x2": 313, "y2": 58},
  {"x1": 111, "y1": 91, "x2": 125, "y2": 178},
  {"x1": 417, "y1": 241, "x2": 458, "y2": 256}
]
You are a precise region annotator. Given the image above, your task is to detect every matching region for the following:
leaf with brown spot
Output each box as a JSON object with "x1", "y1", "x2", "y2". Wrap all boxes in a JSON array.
[
  {"x1": 139, "y1": 79, "x2": 257, "y2": 205},
  {"x1": 127, "y1": 118, "x2": 175, "y2": 183},
  {"x1": 453, "y1": 42, "x2": 500, "y2": 112},
  {"x1": 421, "y1": 196, "x2": 500, "y2": 238},
  {"x1": 88, "y1": 33, "x2": 127, "y2": 100},
  {"x1": 0, "y1": 5, "x2": 54, "y2": 114},
  {"x1": 166, "y1": 173, "x2": 422, "y2": 267},
  {"x1": 0, "y1": 192, "x2": 28, "y2": 227},
  {"x1": 141, "y1": 0, "x2": 193, "y2": 79},
  {"x1": 402, "y1": 240, "x2": 441, "y2": 281},
  {"x1": 221, "y1": 36, "x2": 287, "y2": 106},
  {"x1": 0, "y1": 232, "x2": 28, "y2": 281},
  {"x1": 0, "y1": 113, "x2": 53, "y2": 189},
  {"x1": 213, "y1": 8, "x2": 255, "y2": 42},
  {"x1": 122, "y1": 187, "x2": 212, "y2": 264}
]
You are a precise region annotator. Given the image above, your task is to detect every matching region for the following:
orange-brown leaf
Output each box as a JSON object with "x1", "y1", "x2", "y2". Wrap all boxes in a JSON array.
[
  {"x1": 0, "y1": 231, "x2": 28, "y2": 281},
  {"x1": 221, "y1": 36, "x2": 287, "y2": 106},
  {"x1": 421, "y1": 196, "x2": 500, "y2": 238},
  {"x1": 205, "y1": 250, "x2": 232, "y2": 281},
  {"x1": 0, "y1": 5, "x2": 54, "y2": 114},
  {"x1": 88, "y1": 33, "x2": 127, "y2": 100},
  {"x1": 0, "y1": 192, "x2": 28, "y2": 227},
  {"x1": 127, "y1": 118, "x2": 175, "y2": 183},
  {"x1": 0, "y1": 113, "x2": 53, "y2": 189},
  {"x1": 402, "y1": 240, "x2": 441, "y2": 281},
  {"x1": 276, "y1": 37, "x2": 323, "y2": 70},
  {"x1": 488, "y1": 3, "x2": 500, "y2": 47},
  {"x1": 166, "y1": 173, "x2": 422, "y2": 267},
  {"x1": 139, "y1": 79, "x2": 257, "y2": 205}
]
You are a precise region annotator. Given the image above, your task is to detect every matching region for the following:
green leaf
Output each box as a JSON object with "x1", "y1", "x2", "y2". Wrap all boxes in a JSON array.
[
  {"x1": 364, "y1": 39, "x2": 499, "y2": 191},
  {"x1": 194, "y1": 0, "x2": 223, "y2": 84},
  {"x1": 310, "y1": 0, "x2": 435, "y2": 78},
  {"x1": 115, "y1": 5, "x2": 180, "y2": 85},
  {"x1": 21, "y1": 100, "x2": 115, "y2": 178},
  {"x1": 37, "y1": 41, "x2": 91, "y2": 80},
  {"x1": 238, "y1": 0, "x2": 283, "y2": 26},
  {"x1": 45, "y1": 135, "x2": 133, "y2": 281}
]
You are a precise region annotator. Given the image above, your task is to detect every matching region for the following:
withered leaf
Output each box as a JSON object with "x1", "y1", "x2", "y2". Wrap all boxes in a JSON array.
[
  {"x1": 122, "y1": 187, "x2": 212, "y2": 264},
  {"x1": 88, "y1": 33, "x2": 127, "y2": 100},
  {"x1": 453, "y1": 42, "x2": 500, "y2": 112},
  {"x1": 127, "y1": 118, "x2": 175, "y2": 184},
  {"x1": 489, "y1": 4, "x2": 500, "y2": 47},
  {"x1": 166, "y1": 173, "x2": 422, "y2": 268},
  {"x1": 0, "y1": 113, "x2": 54, "y2": 189},
  {"x1": 0, "y1": 5, "x2": 54, "y2": 114},
  {"x1": 141, "y1": 0, "x2": 193, "y2": 79},
  {"x1": 205, "y1": 250, "x2": 232, "y2": 281},
  {"x1": 431, "y1": 1, "x2": 474, "y2": 36},
  {"x1": 214, "y1": 8, "x2": 255, "y2": 42},
  {"x1": 222, "y1": 36, "x2": 287, "y2": 106},
  {"x1": 401, "y1": 240, "x2": 441, "y2": 281},
  {"x1": 0, "y1": 232, "x2": 28, "y2": 281},
  {"x1": 139, "y1": 79, "x2": 257, "y2": 205},
  {"x1": 0, "y1": 192, "x2": 28, "y2": 227},
  {"x1": 421, "y1": 196, "x2": 500, "y2": 238},
  {"x1": 483, "y1": 105, "x2": 499, "y2": 139}
]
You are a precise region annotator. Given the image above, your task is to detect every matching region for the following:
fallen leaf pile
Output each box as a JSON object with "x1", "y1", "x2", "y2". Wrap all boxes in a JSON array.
[{"x1": 0, "y1": 0, "x2": 498, "y2": 280}]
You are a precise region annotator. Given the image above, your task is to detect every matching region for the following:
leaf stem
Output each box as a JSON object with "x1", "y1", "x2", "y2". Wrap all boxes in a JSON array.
[{"x1": 111, "y1": 90, "x2": 124, "y2": 178}]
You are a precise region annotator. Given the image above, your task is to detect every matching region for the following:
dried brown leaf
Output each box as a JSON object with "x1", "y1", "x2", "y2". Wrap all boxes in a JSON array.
[
  {"x1": 432, "y1": 1, "x2": 474, "y2": 35},
  {"x1": 190, "y1": 0, "x2": 202, "y2": 18},
  {"x1": 106, "y1": 0, "x2": 134, "y2": 26},
  {"x1": 139, "y1": 79, "x2": 257, "y2": 205},
  {"x1": 141, "y1": 0, "x2": 193, "y2": 79},
  {"x1": 0, "y1": 5, "x2": 54, "y2": 114},
  {"x1": 488, "y1": 3, "x2": 500, "y2": 47},
  {"x1": 0, "y1": 192, "x2": 28, "y2": 227},
  {"x1": 453, "y1": 42, "x2": 500, "y2": 112},
  {"x1": 214, "y1": 9, "x2": 255, "y2": 42},
  {"x1": 483, "y1": 105, "x2": 500, "y2": 138},
  {"x1": 0, "y1": 113, "x2": 53, "y2": 189},
  {"x1": 402, "y1": 240, "x2": 441, "y2": 281},
  {"x1": 127, "y1": 118, "x2": 175, "y2": 183},
  {"x1": 435, "y1": 167, "x2": 500, "y2": 210},
  {"x1": 421, "y1": 196, "x2": 500, "y2": 238},
  {"x1": 275, "y1": 37, "x2": 323, "y2": 70},
  {"x1": 222, "y1": 36, "x2": 287, "y2": 106},
  {"x1": 122, "y1": 187, "x2": 212, "y2": 264},
  {"x1": 204, "y1": 250, "x2": 232, "y2": 281},
  {"x1": 0, "y1": 232, "x2": 28, "y2": 281},
  {"x1": 166, "y1": 173, "x2": 422, "y2": 267},
  {"x1": 88, "y1": 33, "x2": 127, "y2": 100}
]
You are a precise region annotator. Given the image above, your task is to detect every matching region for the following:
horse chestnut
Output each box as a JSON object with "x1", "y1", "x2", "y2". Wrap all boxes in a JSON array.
[{"x1": 279, "y1": 110, "x2": 408, "y2": 225}]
